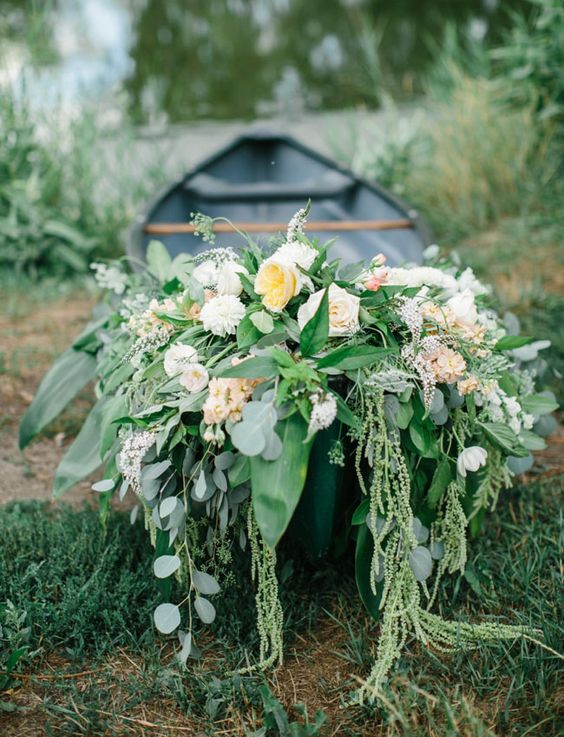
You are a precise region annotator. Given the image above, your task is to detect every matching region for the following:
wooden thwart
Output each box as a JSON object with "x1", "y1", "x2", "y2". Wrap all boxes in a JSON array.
[{"x1": 144, "y1": 219, "x2": 413, "y2": 235}]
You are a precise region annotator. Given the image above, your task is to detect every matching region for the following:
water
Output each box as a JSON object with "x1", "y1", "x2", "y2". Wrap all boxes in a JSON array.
[{"x1": 1, "y1": 0, "x2": 524, "y2": 122}]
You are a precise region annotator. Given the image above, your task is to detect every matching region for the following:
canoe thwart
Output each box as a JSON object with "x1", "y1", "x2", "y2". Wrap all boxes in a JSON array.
[
  {"x1": 143, "y1": 219, "x2": 415, "y2": 235},
  {"x1": 183, "y1": 171, "x2": 354, "y2": 200}
]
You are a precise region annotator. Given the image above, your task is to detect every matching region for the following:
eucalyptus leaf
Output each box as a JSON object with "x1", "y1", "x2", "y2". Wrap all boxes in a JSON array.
[
  {"x1": 214, "y1": 451, "x2": 235, "y2": 471},
  {"x1": 154, "y1": 554, "x2": 181, "y2": 579},
  {"x1": 160, "y1": 497, "x2": 178, "y2": 518},
  {"x1": 212, "y1": 467, "x2": 228, "y2": 491},
  {"x1": 153, "y1": 602, "x2": 181, "y2": 634},
  {"x1": 409, "y1": 546, "x2": 433, "y2": 581},
  {"x1": 261, "y1": 428, "x2": 283, "y2": 461},
  {"x1": 192, "y1": 569, "x2": 220, "y2": 596},
  {"x1": 194, "y1": 596, "x2": 216, "y2": 624},
  {"x1": 194, "y1": 469, "x2": 208, "y2": 500},
  {"x1": 412, "y1": 518, "x2": 429, "y2": 544},
  {"x1": 91, "y1": 479, "x2": 115, "y2": 493},
  {"x1": 230, "y1": 421, "x2": 266, "y2": 456},
  {"x1": 250, "y1": 310, "x2": 274, "y2": 334},
  {"x1": 143, "y1": 460, "x2": 172, "y2": 480}
]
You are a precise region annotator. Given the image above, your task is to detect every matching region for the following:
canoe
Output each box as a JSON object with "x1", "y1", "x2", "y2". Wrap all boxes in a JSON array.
[
  {"x1": 128, "y1": 129, "x2": 431, "y2": 266},
  {"x1": 128, "y1": 129, "x2": 432, "y2": 559}
]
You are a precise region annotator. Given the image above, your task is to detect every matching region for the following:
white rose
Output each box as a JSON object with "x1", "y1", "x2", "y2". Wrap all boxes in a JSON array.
[
  {"x1": 457, "y1": 446, "x2": 488, "y2": 477},
  {"x1": 163, "y1": 343, "x2": 199, "y2": 377},
  {"x1": 297, "y1": 283, "x2": 360, "y2": 337},
  {"x1": 386, "y1": 266, "x2": 458, "y2": 292},
  {"x1": 193, "y1": 260, "x2": 219, "y2": 288},
  {"x1": 446, "y1": 289, "x2": 478, "y2": 326},
  {"x1": 273, "y1": 241, "x2": 318, "y2": 271},
  {"x1": 216, "y1": 261, "x2": 248, "y2": 296},
  {"x1": 179, "y1": 363, "x2": 209, "y2": 393},
  {"x1": 457, "y1": 267, "x2": 489, "y2": 296},
  {"x1": 200, "y1": 294, "x2": 245, "y2": 336}
]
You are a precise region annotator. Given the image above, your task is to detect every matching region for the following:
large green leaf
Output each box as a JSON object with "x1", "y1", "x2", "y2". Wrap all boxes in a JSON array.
[
  {"x1": 427, "y1": 457, "x2": 453, "y2": 509},
  {"x1": 479, "y1": 421, "x2": 528, "y2": 457},
  {"x1": 494, "y1": 335, "x2": 533, "y2": 351},
  {"x1": 250, "y1": 414, "x2": 313, "y2": 548},
  {"x1": 19, "y1": 348, "x2": 97, "y2": 449},
  {"x1": 355, "y1": 523, "x2": 383, "y2": 621},
  {"x1": 218, "y1": 355, "x2": 279, "y2": 379},
  {"x1": 300, "y1": 287, "x2": 329, "y2": 357},
  {"x1": 317, "y1": 345, "x2": 396, "y2": 370},
  {"x1": 53, "y1": 399, "x2": 107, "y2": 497},
  {"x1": 146, "y1": 240, "x2": 172, "y2": 282}
]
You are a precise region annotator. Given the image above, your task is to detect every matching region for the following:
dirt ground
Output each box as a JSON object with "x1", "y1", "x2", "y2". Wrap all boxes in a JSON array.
[{"x1": 0, "y1": 292, "x2": 99, "y2": 508}]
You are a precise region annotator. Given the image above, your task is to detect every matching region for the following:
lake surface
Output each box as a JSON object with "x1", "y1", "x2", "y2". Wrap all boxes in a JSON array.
[{"x1": 1, "y1": 0, "x2": 525, "y2": 122}]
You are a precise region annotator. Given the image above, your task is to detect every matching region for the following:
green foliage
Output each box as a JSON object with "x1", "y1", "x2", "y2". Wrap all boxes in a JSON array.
[
  {"x1": 0, "y1": 89, "x2": 171, "y2": 280},
  {"x1": 19, "y1": 347, "x2": 97, "y2": 449},
  {"x1": 492, "y1": 0, "x2": 564, "y2": 136},
  {"x1": 251, "y1": 415, "x2": 313, "y2": 549},
  {"x1": 53, "y1": 398, "x2": 107, "y2": 497},
  {"x1": 0, "y1": 502, "x2": 158, "y2": 657}
]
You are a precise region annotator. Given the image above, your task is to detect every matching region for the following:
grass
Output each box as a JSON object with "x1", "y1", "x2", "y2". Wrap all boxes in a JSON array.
[
  {"x1": 0, "y1": 475, "x2": 562, "y2": 735},
  {"x1": 0, "y1": 91, "x2": 172, "y2": 280}
]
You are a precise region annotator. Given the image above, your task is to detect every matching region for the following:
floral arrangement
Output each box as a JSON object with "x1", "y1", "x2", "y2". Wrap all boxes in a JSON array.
[{"x1": 20, "y1": 208, "x2": 558, "y2": 701}]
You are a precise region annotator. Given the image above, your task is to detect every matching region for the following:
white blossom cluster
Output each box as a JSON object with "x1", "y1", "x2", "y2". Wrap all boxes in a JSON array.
[
  {"x1": 119, "y1": 293, "x2": 151, "y2": 323},
  {"x1": 286, "y1": 207, "x2": 307, "y2": 242},
  {"x1": 90, "y1": 262, "x2": 127, "y2": 295},
  {"x1": 476, "y1": 381, "x2": 535, "y2": 435},
  {"x1": 401, "y1": 335, "x2": 444, "y2": 411},
  {"x1": 308, "y1": 391, "x2": 338, "y2": 434},
  {"x1": 397, "y1": 297, "x2": 423, "y2": 344},
  {"x1": 117, "y1": 431, "x2": 156, "y2": 494},
  {"x1": 123, "y1": 326, "x2": 171, "y2": 366}
]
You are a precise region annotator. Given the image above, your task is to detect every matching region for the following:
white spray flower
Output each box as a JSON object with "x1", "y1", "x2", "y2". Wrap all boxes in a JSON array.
[
  {"x1": 386, "y1": 266, "x2": 458, "y2": 292},
  {"x1": 457, "y1": 446, "x2": 488, "y2": 477},
  {"x1": 216, "y1": 261, "x2": 249, "y2": 296},
  {"x1": 446, "y1": 289, "x2": 479, "y2": 327},
  {"x1": 163, "y1": 343, "x2": 199, "y2": 377},
  {"x1": 193, "y1": 260, "x2": 219, "y2": 288},
  {"x1": 200, "y1": 295, "x2": 245, "y2": 336},
  {"x1": 179, "y1": 363, "x2": 209, "y2": 393},
  {"x1": 308, "y1": 392, "x2": 338, "y2": 434},
  {"x1": 457, "y1": 267, "x2": 489, "y2": 296}
]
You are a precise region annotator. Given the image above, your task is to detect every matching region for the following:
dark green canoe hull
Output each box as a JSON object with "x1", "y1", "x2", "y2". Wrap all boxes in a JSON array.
[{"x1": 289, "y1": 423, "x2": 355, "y2": 559}]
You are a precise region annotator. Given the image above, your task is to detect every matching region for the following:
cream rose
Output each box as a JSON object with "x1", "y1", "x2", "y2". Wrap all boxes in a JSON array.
[
  {"x1": 254, "y1": 259, "x2": 300, "y2": 312},
  {"x1": 446, "y1": 289, "x2": 478, "y2": 327},
  {"x1": 179, "y1": 363, "x2": 209, "y2": 393},
  {"x1": 297, "y1": 283, "x2": 360, "y2": 337},
  {"x1": 163, "y1": 343, "x2": 199, "y2": 377},
  {"x1": 216, "y1": 262, "x2": 248, "y2": 296}
]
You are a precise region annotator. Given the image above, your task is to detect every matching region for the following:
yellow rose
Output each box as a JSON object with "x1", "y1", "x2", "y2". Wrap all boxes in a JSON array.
[{"x1": 254, "y1": 259, "x2": 299, "y2": 312}]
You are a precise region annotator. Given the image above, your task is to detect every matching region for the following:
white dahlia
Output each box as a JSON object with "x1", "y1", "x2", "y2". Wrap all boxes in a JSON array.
[{"x1": 200, "y1": 295, "x2": 245, "y2": 337}]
